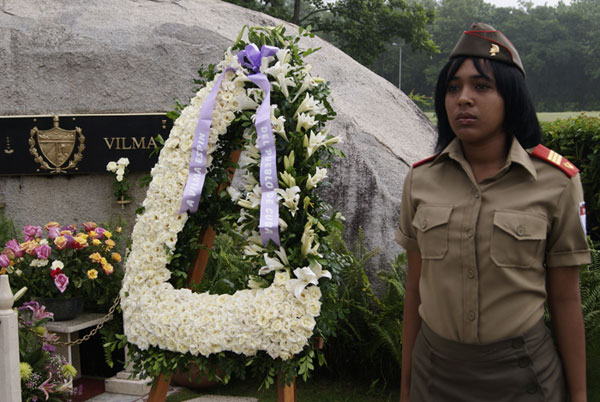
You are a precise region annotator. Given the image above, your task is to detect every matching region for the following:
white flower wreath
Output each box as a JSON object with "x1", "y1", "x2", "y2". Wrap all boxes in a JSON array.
[{"x1": 121, "y1": 27, "x2": 341, "y2": 361}]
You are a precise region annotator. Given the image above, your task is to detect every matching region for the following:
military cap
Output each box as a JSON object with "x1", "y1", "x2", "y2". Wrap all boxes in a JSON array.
[{"x1": 450, "y1": 22, "x2": 525, "y2": 76}]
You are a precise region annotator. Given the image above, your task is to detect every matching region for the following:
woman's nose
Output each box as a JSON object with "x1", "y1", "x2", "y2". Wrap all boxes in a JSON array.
[{"x1": 458, "y1": 88, "x2": 473, "y2": 106}]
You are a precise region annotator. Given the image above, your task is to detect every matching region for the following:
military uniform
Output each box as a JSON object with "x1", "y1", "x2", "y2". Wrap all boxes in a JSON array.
[{"x1": 396, "y1": 137, "x2": 591, "y2": 401}]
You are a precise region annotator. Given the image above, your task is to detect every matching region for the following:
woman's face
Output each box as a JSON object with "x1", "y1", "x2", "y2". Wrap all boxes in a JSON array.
[{"x1": 444, "y1": 58, "x2": 506, "y2": 148}]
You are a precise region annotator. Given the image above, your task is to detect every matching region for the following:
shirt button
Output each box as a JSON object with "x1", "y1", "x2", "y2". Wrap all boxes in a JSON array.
[
  {"x1": 517, "y1": 226, "x2": 525, "y2": 236},
  {"x1": 518, "y1": 357, "x2": 530, "y2": 368},
  {"x1": 473, "y1": 189, "x2": 480, "y2": 199},
  {"x1": 512, "y1": 338, "x2": 524, "y2": 349},
  {"x1": 466, "y1": 229, "x2": 474, "y2": 238},
  {"x1": 421, "y1": 219, "x2": 428, "y2": 229},
  {"x1": 468, "y1": 311, "x2": 476, "y2": 321},
  {"x1": 467, "y1": 270, "x2": 475, "y2": 279},
  {"x1": 526, "y1": 383, "x2": 538, "y2": 394}
]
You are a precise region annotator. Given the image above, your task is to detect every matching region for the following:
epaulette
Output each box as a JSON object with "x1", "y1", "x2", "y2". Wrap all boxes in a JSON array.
[
  {"x1": 530, "y1": 144, "x2": 579, "y2": 178},
  {"x1": 412, "y1": 154, "x2": 439, "y2": 168}
]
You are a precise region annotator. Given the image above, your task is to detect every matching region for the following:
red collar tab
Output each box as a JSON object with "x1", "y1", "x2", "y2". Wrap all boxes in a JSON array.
[
  {"x1": 531, "y1": 144, "x2": 579, "y2": 178},
  {"x1": 413, "y1": 153, "x2": 438, "y2": 168}
]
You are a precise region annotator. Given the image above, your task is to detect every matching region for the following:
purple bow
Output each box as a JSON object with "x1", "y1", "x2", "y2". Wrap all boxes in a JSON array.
[{"x1": 237, "y1": 44, "x2": 279, "y2": 74}]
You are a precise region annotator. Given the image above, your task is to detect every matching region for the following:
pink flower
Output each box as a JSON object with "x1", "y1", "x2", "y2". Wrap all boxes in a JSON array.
[
  {"x1": 0, "y1": 254, "x2": 9, "y2": 268},
  {"x1": 54, "y1": 273, "x2": 69, "y2": 293},
  {"x1": 94, "y1": 227, "x2": 106, "y2": 239},
  {"x1": 82, "y1": 222, "x2": 97, "y2": 232},
  {"x1": 23, "y1": 225, "x2": 42, "y2": 241},
  {"x1": 5, "y1": 239, "x2": 24, "y2": 258},
  {"x1": 35, "y1": 244, "x2": 52, "y2": 259},
  {"x1": 19, "y1": 301, "x2": 54, "y2": 321},
  {"x1": 47, "y1": 226, "x2": 61, "y2": 240}
]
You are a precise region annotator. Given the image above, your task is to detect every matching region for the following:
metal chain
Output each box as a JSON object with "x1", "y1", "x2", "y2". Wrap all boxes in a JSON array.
[{"x1": 17, "y1": 295, "x2": 121, "y2": 347}]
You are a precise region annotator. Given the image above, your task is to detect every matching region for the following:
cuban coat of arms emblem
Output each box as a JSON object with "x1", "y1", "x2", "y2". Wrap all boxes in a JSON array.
[{"x1": 29, "y1": 115, "x2": 85, "y2": 173}]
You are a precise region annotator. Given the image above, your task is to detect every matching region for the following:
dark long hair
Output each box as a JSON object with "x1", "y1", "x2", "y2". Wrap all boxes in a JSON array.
[{"x1": 434, "y1": 57, "x2": 541, "y2": 152}]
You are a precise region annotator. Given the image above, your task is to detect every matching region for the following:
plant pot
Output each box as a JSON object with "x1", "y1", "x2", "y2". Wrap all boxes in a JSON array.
[
  {"x1": 38, "y1": 297, "x2": 84, "y2": 321},
  {"x1": 171, "y1": 363, "x2": 221, "y2": 389}
]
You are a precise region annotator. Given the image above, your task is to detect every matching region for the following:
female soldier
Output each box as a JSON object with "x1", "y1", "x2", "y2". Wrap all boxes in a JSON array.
[{"x1": 397, "y1": 23, "x2": 590, "y2": 402}]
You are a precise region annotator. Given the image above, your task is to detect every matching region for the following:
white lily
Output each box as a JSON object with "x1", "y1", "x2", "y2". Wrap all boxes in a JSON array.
[
  {"x1": 291, "y1": 74, "x2": 312, "y2": 103},
  {"x1": 234, "y1": 93, "x2": 259, "y2": 111},
  {"x1": 279, "y1": 171, "x2": 297, "y2": 188},
  {"x1": 306, "y1": 167, "x2": 327, "y2": 189},
  {"x1": 259, "y1": 253, "x2": 285, "y2": 275},
  {"x1": 287, "y1": 267, "x2": 319, "y2": 298},
  {"x1": 227, "y1": 186, "x2": 242, "y2": 202},
  {"x1": 283, "y1": 150, "x2": 295, "y2": 171},
  {"x1": 274, "y1": 247, "x2": 290, "y2": 266},
  {"x1": 295, "y1": 93, "x2": 326, "y2": 117},
  {"x1": 276, "y1": 186, "x2": 300, "y2": 216},
  {"x1": 305, "y1": 131, "x2": 327, "y2": 158},
  {"x1": 296, "y1": 112, "x2": 316, "y2": 132},
  {"x1": 243, "y1": 242, "x2": 264, "y2": 256},
  {"x1": 265, "y1": 61, "x2": 296, "y2": 98},
  {"x1": 309, "y1": 260, "x2": 332, "y2": 280}
]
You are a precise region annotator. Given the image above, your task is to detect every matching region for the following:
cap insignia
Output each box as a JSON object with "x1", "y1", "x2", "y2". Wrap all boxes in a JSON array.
[{"x1": 489, "y1": 43, "x2": 500, "y2": 56}]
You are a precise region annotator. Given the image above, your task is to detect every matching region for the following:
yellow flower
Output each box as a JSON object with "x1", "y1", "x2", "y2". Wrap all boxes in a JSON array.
[
  {"x1": 116, "y1": 226, "x2": 122, "y2": 233},
  {"x1": 44, "y1": 221, "x2": 60, "y2": 230},
  {"x1": 100, "y1": 257, "x2": 108, "y2": 265},
  {"x1": 102, "y1": 263, "x2": 114, "y2": 275},
  {"x1": 105, "y1": 239, "x2": 115, "y2": 249},
  {"x1": 20, "y1": 362, "x2": 33, "y2": 380},
  {"x1": 89, "y1": 252, "x2": 102, "y2": 263},
  {"x1": 54, "y1": 236, "x2": 68, "y2": 250},
  {"x1": 111, "y1": 252, "x2": 122, "y2": 262},
  {"x1": 62, "y1": 363, "x2": 77, "y2": 378},
  {"x1": 104, "y1": 231, "x2": 112, "y2": 239},
  {"x1": 87, "y1": 269, "x2": 98, "y2": 279},
  {"x1": 88, "y1": 230, "x2": 97, "y2": 239},
  {"x1": 92, "y1": 239, "x2": 101, "y2": 246}
]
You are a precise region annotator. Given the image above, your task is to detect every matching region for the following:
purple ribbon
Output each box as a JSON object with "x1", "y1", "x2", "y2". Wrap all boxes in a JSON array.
[
  {"x1": 240, "y1": 44, "x2": 281, "y2": 246},
  {"x1": 179, "y1": 44, "x2": 280, "y2": 246},
  {"x1": 179, "y1": 67, "x2": 234, "y2": 214}
]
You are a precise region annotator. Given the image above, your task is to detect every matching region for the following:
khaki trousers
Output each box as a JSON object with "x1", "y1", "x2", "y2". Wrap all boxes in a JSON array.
[{"x1": 410, "y1": 320, "x2": 566, "y2": 402}]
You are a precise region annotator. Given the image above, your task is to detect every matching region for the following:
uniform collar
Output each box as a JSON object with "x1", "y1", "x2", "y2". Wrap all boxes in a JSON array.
[{"x1": 431, "y1": 137, "x2": 538, "y2": 180}]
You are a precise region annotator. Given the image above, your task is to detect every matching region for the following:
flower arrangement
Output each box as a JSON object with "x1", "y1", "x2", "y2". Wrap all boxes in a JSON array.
[
  {"x1": 18, "y1": 301, "x2": 81, "y2": 401},
  {"x1": 106, "y1": 157, "x2": 132, "y2": 206},
  {"x1": 123, "y1": 25, "x2": 346, "y2": 387},
  {"x1": 2, "y1": 221, "x2": 123, "y2": 304}
]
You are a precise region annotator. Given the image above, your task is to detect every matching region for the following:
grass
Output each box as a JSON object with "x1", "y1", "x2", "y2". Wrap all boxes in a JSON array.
[
  {"x1": 424, "y1": 111, "x2": 600, "y2": 124},
  {"x1": 166, "y1": 377, "x2": 400, "y2": 402}
]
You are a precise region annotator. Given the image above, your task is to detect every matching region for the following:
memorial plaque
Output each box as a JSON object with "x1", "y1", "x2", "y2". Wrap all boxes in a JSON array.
[{"x1": 0, "y1": 114, "x2": 173, "y2": 175}]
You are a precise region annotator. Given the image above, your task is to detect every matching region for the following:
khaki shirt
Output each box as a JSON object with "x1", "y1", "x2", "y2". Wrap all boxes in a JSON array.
[{"x1": 396, "y1": 137, "x2": 591, "y2": 344}]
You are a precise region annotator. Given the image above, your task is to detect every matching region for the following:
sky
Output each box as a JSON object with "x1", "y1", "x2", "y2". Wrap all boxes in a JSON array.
[{"x1": 484, "y1": 0, "x2": 571, "y2": 8}]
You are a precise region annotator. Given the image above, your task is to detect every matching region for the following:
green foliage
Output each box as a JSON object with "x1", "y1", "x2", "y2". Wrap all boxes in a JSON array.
[
  {"x1": 398, "y1": 0, "x2": 600, "y2": 112},
  {"x1": 225, "y1": 0, "x2": 437, "y2": 68},
  {"x1": 541, "y1": 115, "x2": 600, "y2": 244},
  {"x1": 322, "y1": 229, "x2": 405, "y2": 387},
  {"x1": 0, "y1": 204, "x2": 16, "y2": 246}
]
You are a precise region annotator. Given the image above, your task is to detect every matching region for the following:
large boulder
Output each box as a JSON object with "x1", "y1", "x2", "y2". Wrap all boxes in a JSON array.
[{"x1": 0, "y1": 0, "x2": 435, "y2": 273}]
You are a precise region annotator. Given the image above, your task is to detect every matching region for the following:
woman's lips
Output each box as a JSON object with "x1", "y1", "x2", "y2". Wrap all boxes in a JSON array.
[{"x1": 456, "y1": 112, "x2": 476, "y2": 124}]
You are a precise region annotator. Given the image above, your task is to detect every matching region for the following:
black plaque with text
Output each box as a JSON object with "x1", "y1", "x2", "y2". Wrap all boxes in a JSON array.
[{"x1": 0, "y1": 114, "x2": 173, "y2": 175}]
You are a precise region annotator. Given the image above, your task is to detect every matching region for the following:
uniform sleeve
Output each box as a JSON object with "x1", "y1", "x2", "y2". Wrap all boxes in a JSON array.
[
  {"x1": 395, "y1": 168, "x2": 419, "y2": 250},
  {"x1": 546, "y1": 173, "x2": 591, "y2": 267}
]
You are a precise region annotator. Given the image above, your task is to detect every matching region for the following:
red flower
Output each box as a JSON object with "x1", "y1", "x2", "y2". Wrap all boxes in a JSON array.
[{"x1": 50, "y1": 267, "x2": 62, "y2": 278}]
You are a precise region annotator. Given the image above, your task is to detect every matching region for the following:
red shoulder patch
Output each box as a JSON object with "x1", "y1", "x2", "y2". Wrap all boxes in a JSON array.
[
  {"x1": 530, "y1": 144, "x2": 579, "y2": 178},
  {"x1": 412, "y1": 154, "x2": 438, "y2": 168}
]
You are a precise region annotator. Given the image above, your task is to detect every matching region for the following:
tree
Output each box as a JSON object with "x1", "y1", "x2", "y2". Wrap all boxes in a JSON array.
[{"x1": 225, "y1": 0, "x2": 437, "y2": 67}]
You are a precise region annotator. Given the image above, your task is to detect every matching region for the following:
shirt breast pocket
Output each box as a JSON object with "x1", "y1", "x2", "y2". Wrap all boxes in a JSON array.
[
  {"x1": 412, "y1": 205, "x2": 453, "y2": 260},
  {"x1": 491, "y1": 210, "x2": 547, "y2": 268}
]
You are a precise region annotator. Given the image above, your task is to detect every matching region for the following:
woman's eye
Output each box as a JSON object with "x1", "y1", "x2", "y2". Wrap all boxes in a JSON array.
[
  {"x1": 475, "y1": 83, "x2": 491, "y2": 90},
  {"x1": 447, "y1": 85, "x2": 459, "y2": 93}
]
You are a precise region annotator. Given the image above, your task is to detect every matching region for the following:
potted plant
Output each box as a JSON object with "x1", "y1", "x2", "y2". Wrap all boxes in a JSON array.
[{"x1": 1, "y1": 221, "x2": 124, "y2": 320}]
